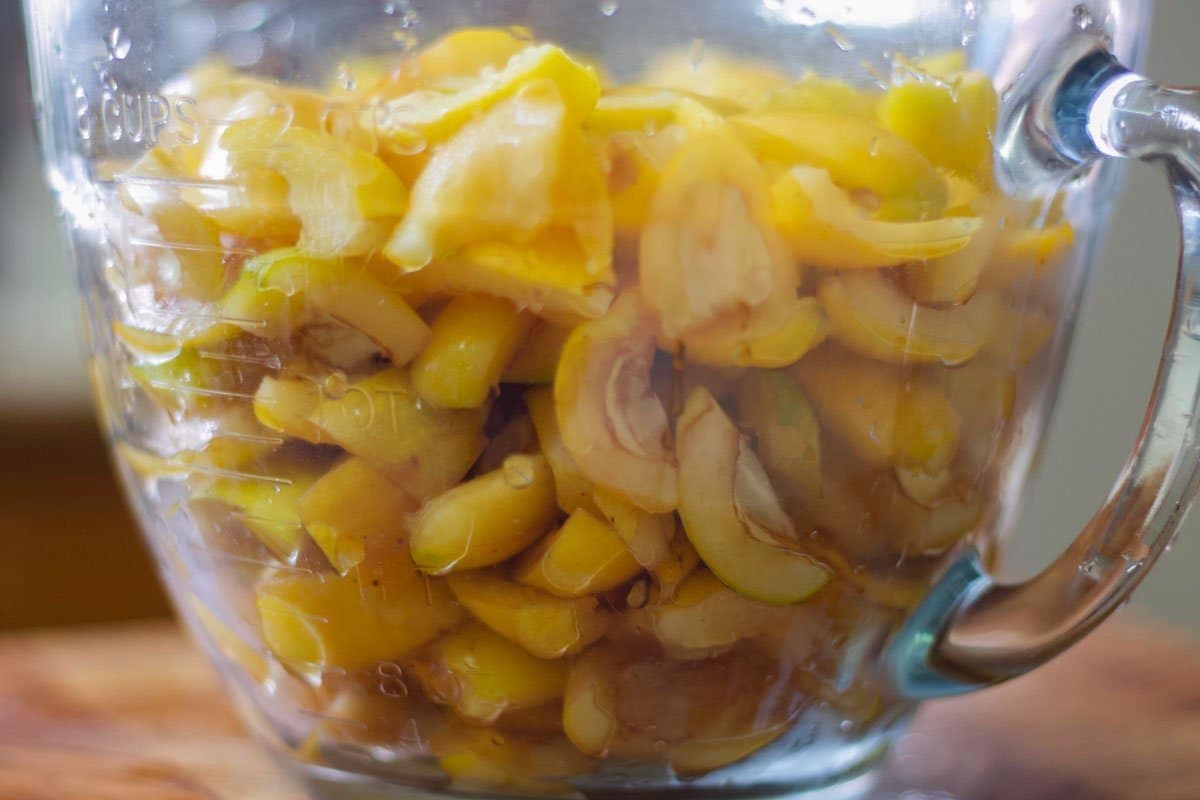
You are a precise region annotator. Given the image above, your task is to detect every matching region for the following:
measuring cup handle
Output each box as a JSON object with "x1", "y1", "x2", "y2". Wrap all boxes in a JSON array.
[{"x1": 886, "y1": 44, "x2": 1200, "y2": 698}]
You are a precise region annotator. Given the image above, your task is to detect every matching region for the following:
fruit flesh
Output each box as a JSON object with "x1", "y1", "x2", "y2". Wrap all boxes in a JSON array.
[
  {"x1": 675, "y1": 387, "x2": 831, "y2": 605},
  {"x1": 108, "y1": 31, "x2": 1070, "y2": 789},
  {"x1": 409, "y1": 453, "x2": 558, "y2": 573}
]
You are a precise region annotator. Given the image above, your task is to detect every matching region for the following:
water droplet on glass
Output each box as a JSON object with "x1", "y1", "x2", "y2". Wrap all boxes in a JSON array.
[
  {"x1": 1079, "y1": 554, "x2": 1107, "y2": 580},
  {"x1": 599, "y1": 0, "x2": 619, "y2": 16},
  {"x1": 503, "y1": 457, "x2": 535, "y2": 489},
  {"x1": 106, "y1": 26, "x2": 131, "y2": 60},
  {"x1": 688, "y1": 38, "x2": 706, "y2": 70},
  {"x1": 839, "y1": 719, "x2": 854, "y2": 733},
  {"x1": 323, "y1": 370, "x2": 349, "y2": 400},
  {"x1": 386, "y1": 127, "x2": 427, "y2": 156},
  {"x1": 825, "y1": 23, "x2": 854, "y2": 51},
  {"x1": 383, "y1": 0, "x2": 419, "y2": 28},
  {"x1": 868, "y1": 137, "x2": 880, "y2": 157},
  {"x1": 335, "y1": 62, "x2": 355, "y2": 91},
  {"x1": 1072, "y1": 3, "x2": 1094, "y2": 30},
  {"x1": 1121, "y1": 554, "x2": 1143, "y2": 574}
]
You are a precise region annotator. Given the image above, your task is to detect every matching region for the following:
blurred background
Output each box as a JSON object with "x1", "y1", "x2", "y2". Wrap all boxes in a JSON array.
[{"x1": 0, "y1": 0, "x2": 1196, "y2": 632}]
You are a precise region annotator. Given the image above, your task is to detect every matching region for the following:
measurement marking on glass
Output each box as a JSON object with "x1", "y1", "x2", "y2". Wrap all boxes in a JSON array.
[
  {"x1": 198, "y1": 349, "x2": 282, "y2": 369},
  {"x1": 129, "y1": 307, "x2": 269, "y2": 329},
  {"x1": 277, "y1": 659, "x2": 347, "y2": 677},
  {"x1": 193, "y1": 546, "x2": 318, "y2": 575},
  {"x1": 235, "y1": 512, "x2": 305, "y2": 530},
  {"x1": 102, "y1": 174, "x2": 241, "y2": 189},
  {"x1": 181, "y1": 462, "x2": 294, "y2": 485},
  {"x1": 210, "y1": 429, "x2": 285, "y2": 445},
  {"x1": 145, "y1": 379, "x2": 257, "y2": 401},
  {"x1": 127, "y1": 236, "x2": 257, "y2": 256}
]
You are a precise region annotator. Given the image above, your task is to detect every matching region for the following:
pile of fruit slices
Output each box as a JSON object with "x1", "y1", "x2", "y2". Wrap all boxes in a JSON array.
[{"x1": 108, "y1": 28, "x2": 1074, "y2": 791}]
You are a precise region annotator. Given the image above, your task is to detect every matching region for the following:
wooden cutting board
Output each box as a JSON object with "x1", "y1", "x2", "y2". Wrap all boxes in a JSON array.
[{"x1": 0, "y1": 617, "x2": 1196, "y2": 800}]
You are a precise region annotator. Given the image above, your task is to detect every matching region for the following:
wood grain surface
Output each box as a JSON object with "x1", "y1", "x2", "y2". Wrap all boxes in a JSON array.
[{"x1": 0, "y1": 617, "x2": 1196, "y2": 800}]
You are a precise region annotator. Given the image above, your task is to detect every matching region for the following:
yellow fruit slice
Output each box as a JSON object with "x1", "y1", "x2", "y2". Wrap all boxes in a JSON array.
[
  {"x1": 903, "y1": 202, "x2": 1002, "y2": 305},
  {"x1": 256, "y1": 559, "x2": 462, "y2": 673},
  {"x1": 409, "y1": 453, "x2": 558, "y2": 574},
  {"x1": 981, "y1": 222, "x2": 1075, "y2": 290},
  {"x1": 502, "y1": 321, "x2": 573, "y2": 384},
  {"x1": 190, "y1": 598, "x2": 270, "y2": 684},
  {"x1": 794, "y1": 347, "x2": 961, "y2": 474},
  {"x1": 770, "y1": 165, "x2": 980, "y2": 269},
  {"x1": 640, "y1": 134, "x2": 796, "y2": 341},
  {"x1": 602, "y1": 125, "x2": 689, "y2": 234},
  {"x1": 412, "y1": 295, "x2": 535, "y2": 408},
  {"x1": 755, "y1": 73, "x2": 878, "y2": 118},
  {"x1": 680, "y1": 295, "x2": 829, "y2": 369},
  {"x1": 564, "y1": 641, "x2": 794, "y2": 769},
  {"x1": 146, "y1": 202, "x2": 230, "y2": 303},
  {"x1": 322, "y1": 369, "x2": 486, "y2": 497},
  {"x1": 433, "y1": 720, "x2": 593, "y2": 796},
  {"x1": 369, "y1": 43, "x2": 600, "y2": 150},
  {"x1": 513, "y1": 508, "x2": 641, "y2": 598},
  {"x1": 942, "y1": 361, "x2": 1017, "y2": 476},
  {"x1": 676, "y1": 387, "x2": 830, "y2": 604},
  {"x1": 223, "y1": 118, "x2": 407, "y2": 257},
  {"x1": 980, "y1": 302, "x2": 1056, "y2": 367},
  {"x1": 669, "y1": 718, "x2": 788, "y2": 776},
  {"x1": 194, "y1": 460, "x2": 322, "y2": 561},
  {"x1": 524, "y1": 386, "x2": 599, "y2": 516},
  {"x1": 585, "y1": 88, "x2": 684, "y2": 133},
  {"x1": 408, "y1": 622, "x2": 566, "y2": 723},
  {"x1": 359, "y1": 27, "x2": 531, "y2": 103},
  {"x1": 817, "y1": 271, "x2": 1000, "y2": 365},
  {"x1": 447, "y1": 570, "x2": 610, "y2": 659},
  {"x1": 555, "y1": 293, "x2": 678, "y2": 513},
  {"x1": 733, "y1": 111, "x2": 947, "y2": 220},
  {"x1": 591, "y1": 488, "x2": 674, "y2": 571},
  {"x1": 651, "y1": 533, "x2": 701, "y2": 601},
  {"x1": 878, "y1": 69, "x2": 998, "y2": 186},
  {"x1": 649, "y1": 569, "x2": 793, "y2": 657},
  {"x1": 249, "y1": 247, "x2": 431, "y2": 365},
  {"x1": 397, "y1": 234, "x2": 615, "y2": 325},
  {"x1": 384, "y1": 79, "x2": 613, "y2": 281},
  {"x1": 127, "y1": 345, "x2": 263, "y2": 415},
  {"x1": 737, "y1": 368, "x2": 822, "y2": 509},
  {"x1": 298, "y1": 457, "x2": 416, "y2": 574},
  {"x1": 562, "y1": 643, "x2": 622, "y2": 757},
  {"x1": 253, "y1": 375, "x2": 324, "y2": 443},
  {"x1": 181, "y1": 263, "x2": 302, "y2": 349}
]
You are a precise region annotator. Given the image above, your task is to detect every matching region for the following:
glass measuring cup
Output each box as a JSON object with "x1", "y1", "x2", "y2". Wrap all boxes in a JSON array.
[{"x1": 22, "y1": 0, "x2": 1200, "y2": 797}]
